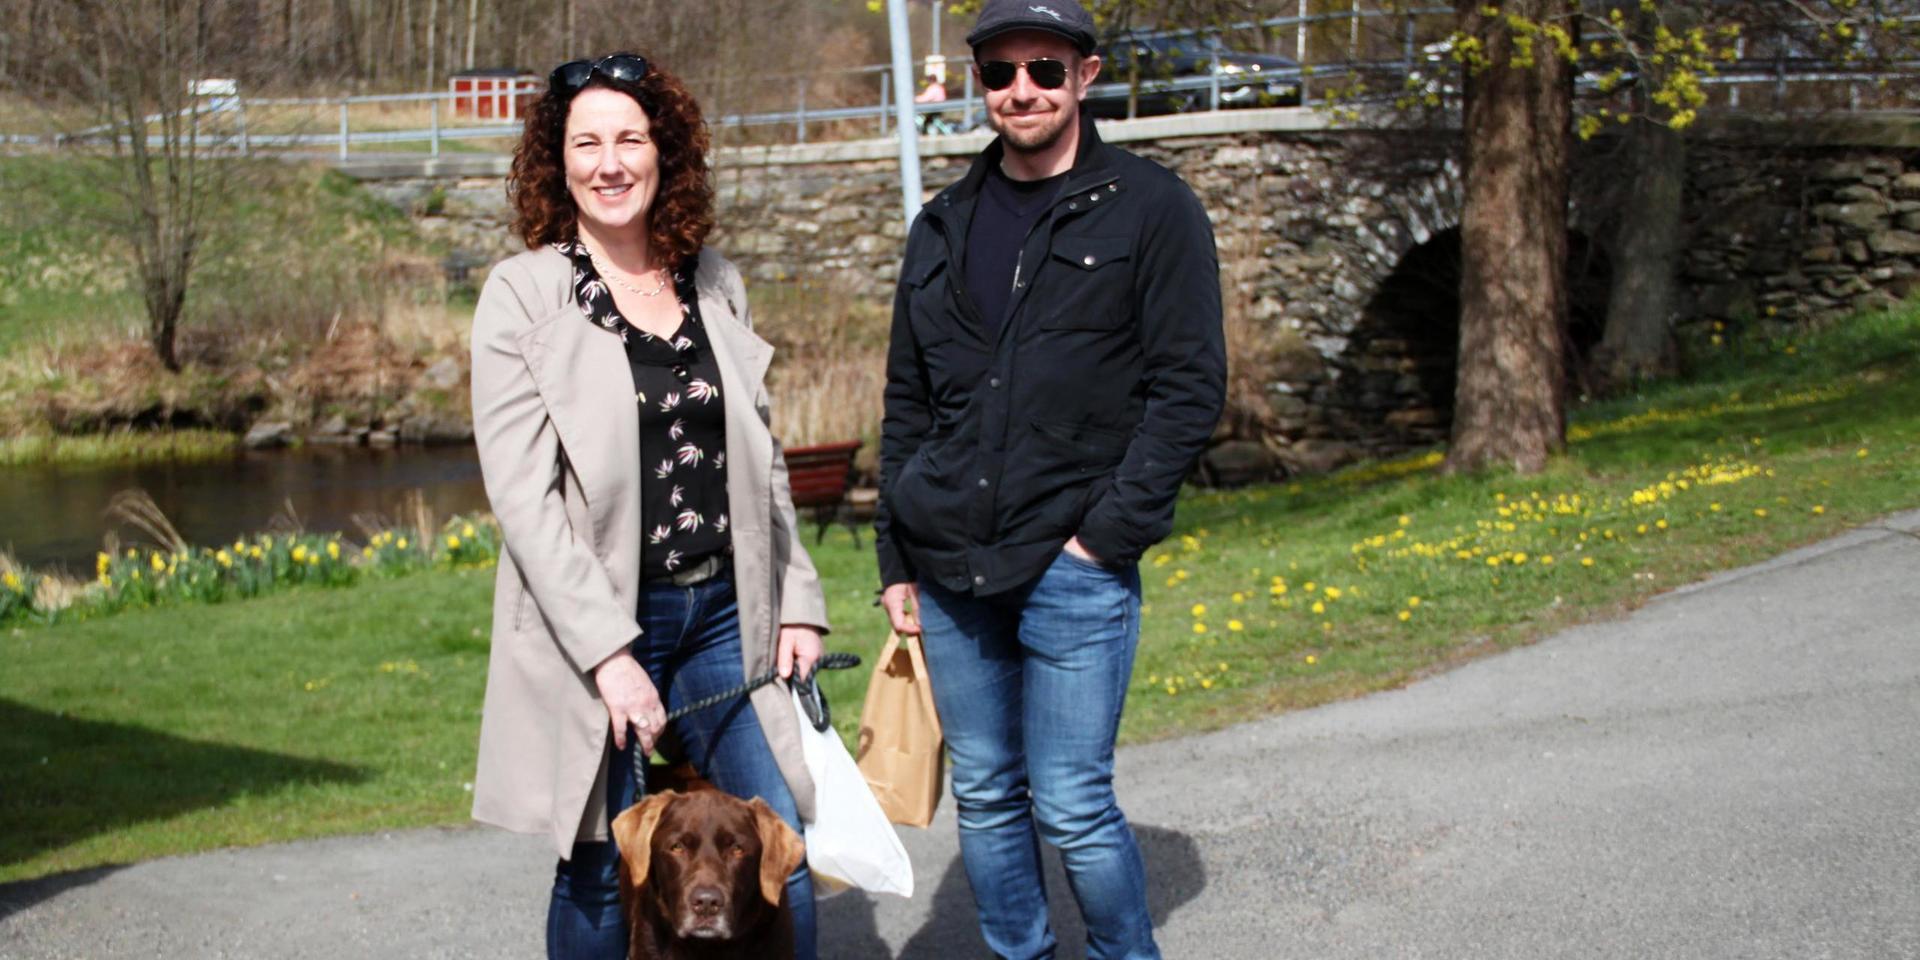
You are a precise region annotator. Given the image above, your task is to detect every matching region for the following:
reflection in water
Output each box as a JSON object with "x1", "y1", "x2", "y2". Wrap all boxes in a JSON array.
[{"x1": 0, "y1": 445, "x2": 491, "y2": 574}]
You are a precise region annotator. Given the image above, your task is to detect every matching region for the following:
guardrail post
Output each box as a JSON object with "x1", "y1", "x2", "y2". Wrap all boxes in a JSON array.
[
  {"x1": 1729, "y1": 37, "x2": 1744, "y2": 109},
  {"x1": 796, "y1": 82, "x2": 808, "y2": 144},
  {"x1": 1403, "y1": 12, "x2": 1416, "y2": 75},
  {"x1": 963, "y1": 68, "x2": 975, "y2": 129},
  {"x1": 1297, "y1": 0, "x2": 1310, "y2": 106},
  {"x1": 338, "y1": 100, "x2": 349, "y2": 160},
  {"x1": 238, "y1": 97, "x2": 251, "y2": 156},
  {"x1": 1209, "y1": 43, "x2": 1222, "y2": 111},
  {"x1": 879, "y1": 71, "x2": 891, "y2": 136},
  {"x1": 431, "y1": 97, "x2": 441, "y2": 157}
]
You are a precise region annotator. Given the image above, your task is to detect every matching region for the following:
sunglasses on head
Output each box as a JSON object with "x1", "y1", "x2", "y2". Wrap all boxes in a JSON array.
[
  {"x1": 549, "y1": 54, "x2": 650, "y2": 93},
  {"x1": 977, "y1": 58, "x2": 1070, "y2": 91}
]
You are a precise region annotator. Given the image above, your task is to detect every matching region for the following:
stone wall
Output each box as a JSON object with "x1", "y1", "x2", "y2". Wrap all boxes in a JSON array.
[
  {"x1": 1684, "y1": 146, "x2": 1920, "y2": 336},
  {"x1": 345, "y1": 111, "x2": 1920, "y2": 478}
]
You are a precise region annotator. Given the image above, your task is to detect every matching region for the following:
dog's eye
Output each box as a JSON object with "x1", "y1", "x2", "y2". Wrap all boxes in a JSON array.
[
  {"x1": 729, "y1": 845, "x2": 747, "y2": 859},
  {"x1": 669, "y1": 842, "x2": 686, "y2": 854}
]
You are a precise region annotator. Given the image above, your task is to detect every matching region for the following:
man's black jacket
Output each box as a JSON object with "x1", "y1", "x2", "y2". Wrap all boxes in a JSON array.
[{"x1": 876, "y1": 111, "x2": 1226, "y2": 595}]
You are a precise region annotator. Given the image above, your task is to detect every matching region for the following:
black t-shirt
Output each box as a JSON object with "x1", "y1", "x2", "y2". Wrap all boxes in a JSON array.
[
  {"x1": 560, "y1": 241, "x2": 731, "y2": 582},
  {"x1": 965, "y1": 165, "x2": 1066, "y2": 338}
]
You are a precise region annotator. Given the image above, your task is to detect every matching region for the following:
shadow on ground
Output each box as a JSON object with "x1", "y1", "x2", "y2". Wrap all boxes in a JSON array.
[
  {"x1": 820, "y1": 824, "x2": 1205, "y2": 958},
  {"x1": 0, "y1": 698, "x2": 364, "y2": 917}
]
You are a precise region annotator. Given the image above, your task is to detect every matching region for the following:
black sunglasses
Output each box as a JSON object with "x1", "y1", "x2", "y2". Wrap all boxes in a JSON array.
[
  {"x1": 978, "y1": 58, "x2": 1070, "y2": 91},
  {"x1": 549, "y1": 54, "x2": 650, "y2": 93}
]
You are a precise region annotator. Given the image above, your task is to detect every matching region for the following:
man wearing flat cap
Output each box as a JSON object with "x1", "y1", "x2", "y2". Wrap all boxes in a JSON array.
[{"x1": 875, "y1": 1, "x2": 1225, "y2": 957}]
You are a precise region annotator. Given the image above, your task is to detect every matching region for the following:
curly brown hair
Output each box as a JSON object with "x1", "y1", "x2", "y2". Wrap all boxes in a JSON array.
[{"x1": 508, "y1": 55, "x2": 714, "y2": 267}]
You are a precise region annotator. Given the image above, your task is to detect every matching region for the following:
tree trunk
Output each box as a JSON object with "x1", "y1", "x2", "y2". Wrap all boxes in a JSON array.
[
  {"x1": 1447, "y1": 0, "x2": 1573, "y2": 474},
  {"x1": 1597, "y1": 112, "x2": 1684, "y2": 387},
  {"x1": 464, "y1": 0, "x2": 477, "y2": 70},
  {"x1": 424, "y1": 0, "x2": 437, "y2": 86}
]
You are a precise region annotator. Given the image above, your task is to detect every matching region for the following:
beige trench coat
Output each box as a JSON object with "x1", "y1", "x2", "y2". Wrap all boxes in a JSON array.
[{"x1": 467, "y1": 245, "x2": 829, "y2": 858}]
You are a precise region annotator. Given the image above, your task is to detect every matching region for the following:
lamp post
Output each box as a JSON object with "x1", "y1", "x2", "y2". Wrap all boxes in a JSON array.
[{"x1": 887, "y1": 0, "x2": 924, "y2": 227}]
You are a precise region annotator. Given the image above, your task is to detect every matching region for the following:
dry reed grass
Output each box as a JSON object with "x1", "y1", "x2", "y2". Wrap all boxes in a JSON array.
[{"x1": 750, "y1": 278, "x2": 890, "y2": 471}]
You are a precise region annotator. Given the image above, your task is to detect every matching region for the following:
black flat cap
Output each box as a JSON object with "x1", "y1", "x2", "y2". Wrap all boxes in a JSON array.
[{"x1": 966, "y1": 0, "x2": 1097, "y2": 56}]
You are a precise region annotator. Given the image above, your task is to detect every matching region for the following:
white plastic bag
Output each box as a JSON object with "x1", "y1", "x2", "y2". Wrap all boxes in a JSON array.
[{"x1": 792, "y1": 689, "x2": 915, "y2": 898}]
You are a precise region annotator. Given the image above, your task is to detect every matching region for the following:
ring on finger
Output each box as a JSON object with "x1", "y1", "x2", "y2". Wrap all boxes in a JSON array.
[{"x1": 636, "y1": 716, "x2": 651, "y2": 730}]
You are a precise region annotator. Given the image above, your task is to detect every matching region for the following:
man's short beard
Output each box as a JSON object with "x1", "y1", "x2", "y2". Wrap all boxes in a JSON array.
[{"x1": 990, "y1": 104, "x2": 1076, "y2": 155}]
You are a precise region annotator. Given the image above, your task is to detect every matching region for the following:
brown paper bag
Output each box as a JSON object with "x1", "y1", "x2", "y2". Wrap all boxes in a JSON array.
[{"x1": 855, "y1": 630, "x2": 945, "y2": 827}]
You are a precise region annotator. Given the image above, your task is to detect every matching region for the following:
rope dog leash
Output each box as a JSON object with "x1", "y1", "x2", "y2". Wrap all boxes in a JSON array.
[{"x1": 628, "y1": 651, "x2": 863, "y2": 803}]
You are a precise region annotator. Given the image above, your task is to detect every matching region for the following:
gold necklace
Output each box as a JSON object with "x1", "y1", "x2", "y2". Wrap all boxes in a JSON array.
[{"x1": 589, "y1": 249, "x2": 669, "y2": 298}]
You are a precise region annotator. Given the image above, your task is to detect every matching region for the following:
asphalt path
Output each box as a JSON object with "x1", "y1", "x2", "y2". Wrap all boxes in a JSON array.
[{"x1": 5, "y1": 511, "x2": 1917, "y2": 959}]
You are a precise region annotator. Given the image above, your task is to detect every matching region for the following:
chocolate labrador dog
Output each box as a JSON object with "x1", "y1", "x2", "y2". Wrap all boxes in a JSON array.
[{"x1": 610, "y1": 789, "x2": 807, "y2": 960}]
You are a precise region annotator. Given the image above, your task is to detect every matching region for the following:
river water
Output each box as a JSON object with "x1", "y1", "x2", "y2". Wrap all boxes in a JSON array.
[{"x1": 0, "y1": 445, "x2": 492, "y2": 574}]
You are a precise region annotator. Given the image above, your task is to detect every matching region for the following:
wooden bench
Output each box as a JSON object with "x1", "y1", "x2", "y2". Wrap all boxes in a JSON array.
[{"x1": 783, "y1": 440, "x2": 865, "y2": 545}]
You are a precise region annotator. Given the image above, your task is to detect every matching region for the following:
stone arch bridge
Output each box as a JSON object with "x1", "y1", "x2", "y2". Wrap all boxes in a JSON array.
[{"x1": 347, "y1": 109, "x2": 1919, "y2": 476}]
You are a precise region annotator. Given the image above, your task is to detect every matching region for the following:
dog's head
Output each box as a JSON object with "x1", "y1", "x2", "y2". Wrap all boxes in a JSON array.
[{"x1": 611, "y1": 789, "x2": 807, "y2": 941}]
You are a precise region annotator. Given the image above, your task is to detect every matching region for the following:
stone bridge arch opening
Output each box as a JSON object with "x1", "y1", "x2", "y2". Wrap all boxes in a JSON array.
[{"x1": 1321, "y1": 227, "x2": 1613, "y2": 458}]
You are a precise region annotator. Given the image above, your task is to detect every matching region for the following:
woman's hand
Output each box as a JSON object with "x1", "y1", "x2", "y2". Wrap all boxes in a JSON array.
[
  {"x1": 593, "y1": 650, "x2": 666, "y2": 755},
  {"x1": 777, "y1": 624, "x2": 825, "y2": 681}
]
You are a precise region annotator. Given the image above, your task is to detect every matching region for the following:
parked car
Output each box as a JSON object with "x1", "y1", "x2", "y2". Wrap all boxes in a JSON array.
[{"x1": 1088, "y1": 34, "x2": 1302, "y2": 118}]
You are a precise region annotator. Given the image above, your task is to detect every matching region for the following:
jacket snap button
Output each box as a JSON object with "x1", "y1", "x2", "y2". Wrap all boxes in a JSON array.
[
  {"x1": 977, "y1": 477, "x2": 989, "y2": 489},
  {"x1": 973, "y1": 575, "x2": 986, "y2": 586},
  {"x1": 1083, "y1": 255, "x2": 1096, "y2": 266},
  {"x1": 1068, "y1": 202, "x2": 1079, "y2": 211},
  {"x1": 1090, "y1": 193, "x2": 1100, "y2": 202}
]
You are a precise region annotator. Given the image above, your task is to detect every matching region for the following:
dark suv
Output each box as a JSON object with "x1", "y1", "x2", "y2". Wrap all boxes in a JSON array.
[{"x1": 1088, "y1": 34, "x2": 1302, "y2": 118}]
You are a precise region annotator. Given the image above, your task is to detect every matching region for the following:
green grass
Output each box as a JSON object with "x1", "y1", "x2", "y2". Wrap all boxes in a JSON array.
[
  {"x1": 0, "y1": 157, "x2": 434, "y2": 364},
  {"x1": 3, "y1": 302, "x2": 1918, "y2": 883},
  {"x1": 0, "y1": 429, "x2": 240, "y2": 468}
]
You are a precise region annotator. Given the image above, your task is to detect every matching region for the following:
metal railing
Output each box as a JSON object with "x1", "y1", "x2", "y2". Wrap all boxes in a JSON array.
[{"x1": 3, "y1": 7, "x2": 1913, "y2": 155}]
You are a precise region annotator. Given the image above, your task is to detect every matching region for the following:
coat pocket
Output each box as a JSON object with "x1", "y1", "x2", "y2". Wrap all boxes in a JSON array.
[{"x1": 1039, "y1": 235, "x2": 1134, "y2": 331}]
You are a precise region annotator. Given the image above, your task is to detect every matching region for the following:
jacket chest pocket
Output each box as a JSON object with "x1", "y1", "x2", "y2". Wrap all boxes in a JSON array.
[
  {"x1": 906, "y1": 259, "x2": 989, "y2": 400},
  {"x1": 1037, "y1": 235, "x2": 1135, "y2": 331}
]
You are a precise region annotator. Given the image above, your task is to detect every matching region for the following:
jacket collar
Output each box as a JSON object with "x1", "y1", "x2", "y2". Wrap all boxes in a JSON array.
[{"x1": 930, "y1": 106, "x2": 1115, "y2": 225}]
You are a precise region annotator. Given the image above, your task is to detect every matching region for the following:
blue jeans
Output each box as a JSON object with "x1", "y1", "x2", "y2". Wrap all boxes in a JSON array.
[
  {"x1": 547, "y1": 572, "x2": 816, "y2": 960},
  {"x1": 916, "y1": 550, "x2": 1160, "y2": 960}
]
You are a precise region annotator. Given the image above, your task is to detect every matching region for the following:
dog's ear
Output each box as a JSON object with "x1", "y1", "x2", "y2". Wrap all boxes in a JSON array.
[
  {"x1": 749, "y1": 797, "x2": 807, "y2": 907},
  {"x1": 611, "y1": 792, "x2": 676, "y2": 890}
]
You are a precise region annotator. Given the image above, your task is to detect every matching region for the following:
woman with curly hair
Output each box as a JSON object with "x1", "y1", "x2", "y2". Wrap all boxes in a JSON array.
[{"x1": 466, "y1": 53, "x2": 828, "y2": 959}]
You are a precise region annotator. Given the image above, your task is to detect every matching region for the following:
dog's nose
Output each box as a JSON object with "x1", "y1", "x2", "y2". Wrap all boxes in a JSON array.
[{"x1": 689, "y1": 885, "x2": 725, "y2": 917}]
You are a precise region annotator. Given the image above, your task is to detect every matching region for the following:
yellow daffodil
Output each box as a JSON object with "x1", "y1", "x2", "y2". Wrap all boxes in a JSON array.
[
  {"x1": 1227, "y1": 619, "x2": 1244, "y2": 632},
  {"x1": 291, "y1": 545, "x2": 308, "y2": 562},
  {"x1": 447, "y1": 535, "x2": 462, "y2": 550},
  {"x1": 1581, "y1": 557, "x2": 1596, "y2": 567},
  {"x1": 1407, "y1": 596, "x2": 1422, "y2": 607},
  {"x1": 1304, "y1": 654, "x2": 1318, "y2": 665},
  {"x1": 463, "y1": 523, "x2": 477, "y2": 538},
  {"x1": 2, "y1": 572, "x2": 19, "y2": 591},
  {"x1": 216, "y1": 550, "x2": 232, "y2": 568},
  {"x1": 327, "y1": 542, "x2": 341, "y2": 560},
  {"x1": 1311, "y1": 601, "x2": 1325, "y2": 614},
  {"x1": 150, "y1": 552, "x2": 166, "y2": 572},
  {"x1": 1398, "y1": 610, "x2": 1412, "y2": 622},
  {"x1": 1190, "y1": 603, "x2": 1207, "y2": 617},
  {"x1": 1192, "y1": 623, "x2": 1208, "y2": 635},
  {"x1": 1323, "y1": 586, "x2": 1342, "y2": 600},
  {"x1": 1754, "y1": 508, "x2": 1768, "y2": 518}
]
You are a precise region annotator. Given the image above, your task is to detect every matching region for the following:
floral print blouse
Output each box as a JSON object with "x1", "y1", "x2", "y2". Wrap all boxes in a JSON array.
[{"x1": 560, "y1": 240, "x2": 731, "y2": 581}]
